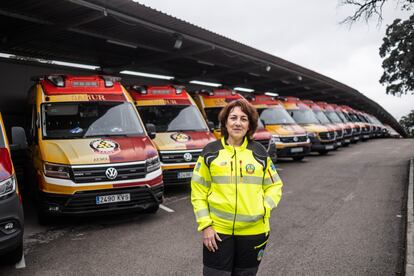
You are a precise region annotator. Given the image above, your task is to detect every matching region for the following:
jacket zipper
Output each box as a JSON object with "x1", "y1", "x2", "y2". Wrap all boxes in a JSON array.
[{"x1": 232, "y1": 147, "x2": 238, "y2": 235}]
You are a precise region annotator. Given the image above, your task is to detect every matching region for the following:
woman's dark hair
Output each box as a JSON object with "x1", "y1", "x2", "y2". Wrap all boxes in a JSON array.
[{"x1": 218, "y1": 99, "x2": 258, "y2": 140}]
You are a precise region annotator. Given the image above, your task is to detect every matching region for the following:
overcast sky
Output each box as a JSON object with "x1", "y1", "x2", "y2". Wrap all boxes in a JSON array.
[{"x1": 136, "y1": 0, "x2": 412, "y2": 120}]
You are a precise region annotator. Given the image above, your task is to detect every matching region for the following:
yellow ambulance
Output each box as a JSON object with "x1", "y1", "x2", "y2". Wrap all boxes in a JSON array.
[{"x1": 25, "y1": 75, "x2": 163, "y2": 222}]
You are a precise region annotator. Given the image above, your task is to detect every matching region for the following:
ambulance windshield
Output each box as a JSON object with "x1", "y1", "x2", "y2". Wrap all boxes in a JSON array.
[
  {"x1": 313, "y1": 110, "x2": 331, "y2": 124},
  {"x1": 288, "y1": 109, "x2": 319, "y2": 124},
  {"x1": 137, "y1": 105, "x2": 208, "y2": 132},
  {"x1": 324, "y1": 111, "x2": 343, "y2": 124},
  {"x1": 258, "y1": 107, "x2": 296, "y2": 125},
  {"x1": 204, "y1": 108, "x2": 221, "y2": 129},
  {"x1": 42, "y1": 102, "x2": 145, "y2": 139}
]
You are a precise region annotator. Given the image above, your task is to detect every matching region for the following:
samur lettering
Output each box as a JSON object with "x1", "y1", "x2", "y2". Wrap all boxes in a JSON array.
[
  {"x1": 165, "y1": 99, "x2": 177, "y2": 105},
  {"x1": 88, "y1": 95, "x2": 106, "y2": 101}
]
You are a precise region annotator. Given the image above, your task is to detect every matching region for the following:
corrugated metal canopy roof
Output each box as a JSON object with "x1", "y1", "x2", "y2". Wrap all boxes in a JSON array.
[{"x1": 0, "y1": 0, "x2": 406, "y2": 135}]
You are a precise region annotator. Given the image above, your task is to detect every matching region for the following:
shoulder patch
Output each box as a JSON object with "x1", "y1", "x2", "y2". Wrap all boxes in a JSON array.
[
  {"x1": 247, "y1": 140, "x2": 268, "y2": 170},
  {"x1": 202, "y1": 140, "x2": 223, "y2": 168}
]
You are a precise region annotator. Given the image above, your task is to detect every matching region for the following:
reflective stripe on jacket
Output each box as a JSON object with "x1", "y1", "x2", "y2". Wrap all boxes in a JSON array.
[{"x1": 191, "y1": 137, "x2": 283, "y2": 235}]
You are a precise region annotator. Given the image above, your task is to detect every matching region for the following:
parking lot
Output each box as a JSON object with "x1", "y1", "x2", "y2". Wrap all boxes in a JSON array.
[{"x1": 1, "y1": 138, "x2": 413, "y2": 275}]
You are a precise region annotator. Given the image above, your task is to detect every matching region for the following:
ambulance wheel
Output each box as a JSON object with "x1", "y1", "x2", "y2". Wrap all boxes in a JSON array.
[
  {"x1": 4, "y1": 241, "x2": 23, "y2": 265},
  {"x1": 292, "y1": 156, "x2": 304, "y2": 161},
  {"x1": 145, "y1": 204, "x2": 159, "y2": 214}
]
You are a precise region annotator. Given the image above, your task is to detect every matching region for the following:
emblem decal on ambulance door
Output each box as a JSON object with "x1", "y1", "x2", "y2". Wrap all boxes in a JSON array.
[
  {"x1": 171, "y1": 133, "x2": 190, "y2": 143},
  {"x1": 90, "y1": 139, "x2": 120, "y2": 155}
]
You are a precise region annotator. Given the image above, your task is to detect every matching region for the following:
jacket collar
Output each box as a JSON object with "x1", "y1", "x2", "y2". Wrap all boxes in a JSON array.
[{"x1": 221, "y1": 137, "x2": 248, "y2": 153}]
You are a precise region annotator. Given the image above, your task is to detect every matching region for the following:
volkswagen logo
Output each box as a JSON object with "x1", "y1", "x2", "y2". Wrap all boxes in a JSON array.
[
  {"x1": 293, "y1": 136, "x2": 298, "y2": 142},
  {"x1": 105, "y1": 167, "x2": 118, "y2": 180},
  {"x1": 327, "y1": 133, "x2": 331, "y2": 139},
  {"x1": 183, "y1": 152, "x2": 193, "y2": 162}
]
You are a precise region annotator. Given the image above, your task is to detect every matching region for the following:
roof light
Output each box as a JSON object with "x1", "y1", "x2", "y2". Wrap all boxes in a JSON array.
[
  {"x1": 131, "y1": 85, "x2": 147, "y2": 94},
  {"x1": 234, "y1": 87, "x2": 254, "y2": 93},
  {"x1": 173, "y1": 85, "x2": 185, "y2": 94},
  {"x1": 101, "y1": 76, "x2": 121, "y2": 87},
  {"x1": 47, "y1": 75, "x2": 65, "y2": 87},
  {"x1": 120, "y1": 70, "x2": 174, "y2": 80},
  {"x1": 189, "y1": 80, "x2": 222, "y2": 87},
  {"x1": 265, "y1": 65, "x2": 271, "y2": 72},
  {"x1": 249, "y1": 72, "x2": 261, "y2": 77}
]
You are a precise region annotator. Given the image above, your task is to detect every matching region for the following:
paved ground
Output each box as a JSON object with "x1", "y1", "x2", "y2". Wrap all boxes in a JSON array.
[{"x1": 1, "y1": 138, "x2": 414, "y2": 275}]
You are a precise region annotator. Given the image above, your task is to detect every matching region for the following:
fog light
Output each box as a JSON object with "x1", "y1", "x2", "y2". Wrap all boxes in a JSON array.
[
  {"x1": 48, "y1": 205, "x2": 60, "y2": 212},
  {"x1": 4, "y1": 222, "x2": 14, "y2": 230}
]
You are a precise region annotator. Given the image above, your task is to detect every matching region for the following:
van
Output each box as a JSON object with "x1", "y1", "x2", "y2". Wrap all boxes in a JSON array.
[
  {"x1": 128, "y1": 85, "x2": 216, "y2": 185},
  {"x1": 339, "y1": 105, "x2": 363, "y2": 142},
  {"x1": 192, "y1": 89, "x2": 277, "y2": 162},
  {"x1": 281, "y1": 97, "x2": 336, "y2": 155},
  {"x1": 247, "y1": 95, "x2": 311, "y2": 161},
  {"x1": 25, "y1": 75, "x2": 163, "y2": 221},
  {"x1": 315, "y1": 102, "x2": 353, "y2": 147},
  {"x1": 302, "y1": 100, "x2": 343, "y2": 149},
  {"x1": 0, "y1": 113, "x2": 24, "y2": 263},
  {"x1": 331, "y1": 104, "x2": 360, "y2": 143}
]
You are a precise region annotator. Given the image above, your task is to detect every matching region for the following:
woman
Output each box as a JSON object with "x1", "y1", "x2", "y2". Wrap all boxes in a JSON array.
[{"x1": 191, "y1": 99, "x2": 283, "y2": 276}]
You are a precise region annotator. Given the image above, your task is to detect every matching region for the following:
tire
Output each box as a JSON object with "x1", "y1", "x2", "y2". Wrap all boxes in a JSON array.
[
  {"x1": 3, "y1": 241, "x2": 23, "y2": 265},
  {"x1": 145, "y1": 204, "x2": 160, "y2": 214},
  {"x1": 292, "y1": 156, "x2": 305, "y2": 161},
  {"x1": 318, "y1": 150, "x2": 328, "y2": 155}
]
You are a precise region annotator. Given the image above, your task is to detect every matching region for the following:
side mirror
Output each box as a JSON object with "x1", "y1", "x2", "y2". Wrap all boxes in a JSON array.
[
  {"x1": 260, "y1": 119, "x2": 266, "y2": 127},
  {"x1": 207, "y1": 121, "x2": 215, "y2": 132},
  {"x1": 146, "y1": 123, "x2": 156, "y2": 139},
  {"x1": 10, "y1": 126, "x2": 28, "y2": 150}
]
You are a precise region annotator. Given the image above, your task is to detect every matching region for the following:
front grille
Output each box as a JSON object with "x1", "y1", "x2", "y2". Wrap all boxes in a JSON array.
[
  {"x1": 160, "y1": 150, "x2": 201, "y2": 164},
  {"x1": 319, "y1": 131, "x2": 336, "y2": 141},
  {"x1": 344, "y1": 128, "x2": 352, "y2": 136},
  {"x1": 279, "y1": 135, "x2": 308, "y2": 143},
  {"x1": 72, "y1": 163, "x2": 146, "y2": 184},
  {"x1": 335, "y1": 129, "x2": 343, "y2": 139},
  {"x1": 354, "y1": 126, "x2": 361, "y2": 134},
  {"x1": 42, "y1": 185, "x2": 163, "y2": 213},
  {"x1": 256, "y1": 139, "x2": 269, "y2": 149},
  {"x1": 163, "y1": 169, "x2": 193, "y2": 185}
]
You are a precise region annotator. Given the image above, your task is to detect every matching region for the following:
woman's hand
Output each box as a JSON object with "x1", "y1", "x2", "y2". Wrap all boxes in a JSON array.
[{"x1": 202, "y1": 226, "x2": 222, "y2": 252}]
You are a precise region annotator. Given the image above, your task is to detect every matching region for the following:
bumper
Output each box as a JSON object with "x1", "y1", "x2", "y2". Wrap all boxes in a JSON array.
[
  {"x1": 39, "y1": 183, "x2": 164, "y2": 216},
  {"x1": 311, "y1": 142, "x2": 336, "y2": 152},
  {"x1": 163, "y1": 168, "x2": 194, "y2": 185},
  {"x1": 0, "y1": 193, "x2": 24, "y2": 255},
  {"x1": 277, "y1": 145, "x2": 311, "y2": 157}
]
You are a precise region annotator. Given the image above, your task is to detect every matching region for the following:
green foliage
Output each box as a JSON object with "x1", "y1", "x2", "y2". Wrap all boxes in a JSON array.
[
  {"x1": 342, "y1": 0, "x2": 414, "y2": 95},
  {"x1": 399, "y1": 110, "x2": 414, "y2": 136},
  {"x1": 380, "y1": 15, "x2": 414, "y2": 95}
]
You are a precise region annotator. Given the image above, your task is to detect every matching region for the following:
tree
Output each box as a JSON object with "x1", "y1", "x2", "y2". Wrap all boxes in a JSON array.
[
  {"x1": 341, "y1": 0, "x2": 414, "y2": 95},
  {"x1": 399, "y1": 110, "x2": 414, "y2": 136}
]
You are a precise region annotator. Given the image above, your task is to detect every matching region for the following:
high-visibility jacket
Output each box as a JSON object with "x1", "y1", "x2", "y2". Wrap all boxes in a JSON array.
[{"x1": 191, "y1": 137, "x2": 283, "y2": 235}]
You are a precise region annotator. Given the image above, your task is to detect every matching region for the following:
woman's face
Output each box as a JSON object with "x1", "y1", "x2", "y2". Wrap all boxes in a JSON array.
[{"x1": 226, "y1": 106, "x2": 249, "y2": 141}]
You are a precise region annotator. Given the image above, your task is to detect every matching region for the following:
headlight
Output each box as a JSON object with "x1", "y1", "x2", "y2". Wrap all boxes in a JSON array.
[
  {"x1": 146, "y1": 155, "x2": 160, "y2": 173},
  {"x1": 0, "y1": 175, "x2": 16, "y2": 197},
  {"x1": 270, "y1": 135, "x2": 280, "y2": 143},
  {"x1": 44, "y1": 163, "x2": 71, "y2": 179}
]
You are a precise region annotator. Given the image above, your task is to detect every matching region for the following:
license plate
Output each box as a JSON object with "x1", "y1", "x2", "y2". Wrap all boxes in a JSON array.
[
  {"x1": 326, "y1": 145, "x2": 334, "y2": 150},
  {"x1": 336, "y1": 142, "x2": 341, "y2": 146},
  {"x1": 96, "y1": 193, "x2": 130, "y2": 205},
  {"x1": 291, "y1": 147, "x2": 303, "y2": 153},
  {"x1": 345, "y1": 139, "x2": 350, "y2": 143},
  {"x1": 177, "y1": 171, "x2": 193, "y2": 179}
]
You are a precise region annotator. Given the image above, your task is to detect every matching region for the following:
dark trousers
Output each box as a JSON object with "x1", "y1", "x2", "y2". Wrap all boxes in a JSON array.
[{"x1": 203, "y1": 233, "x2": 269, "y2": 276}]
